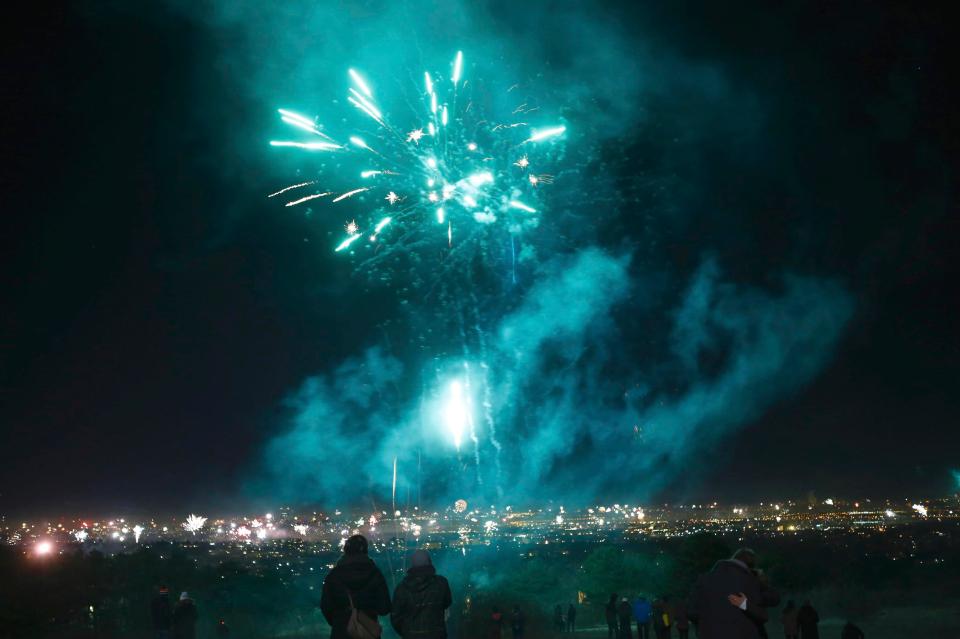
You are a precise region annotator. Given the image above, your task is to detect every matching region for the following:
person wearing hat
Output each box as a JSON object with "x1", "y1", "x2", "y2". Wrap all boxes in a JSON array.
[
  {"x1": 172, "y1": 591, "x2": 198, "y2": 639},
  {"x1": 150, "y1": 585, "x2": 172, "y2": 639},
  {"x1": 390, "y1": 549, "x2": 453, "y2": 639},
  {"x1": 321, "y1": 534, "x2": 392, "y2": 639}
]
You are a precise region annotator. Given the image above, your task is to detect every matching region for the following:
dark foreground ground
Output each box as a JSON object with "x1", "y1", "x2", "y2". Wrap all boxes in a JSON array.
[{"x1": 2, "y1": 522, "x2": 958, "y2": 638}]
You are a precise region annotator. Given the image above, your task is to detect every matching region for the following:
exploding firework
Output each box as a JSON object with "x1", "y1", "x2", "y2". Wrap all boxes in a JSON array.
[
  {"x1": 182, "y1": 514, "x2": 207, "y2": 534},
  {"x1": 73, "y1": 530, "x2": 88, "y2": 543},
  {"x1": 133, "y1": 525, "x2": 144, "y2": 544},
  {"x1": 293, "y1": 524, "x2": 309, "y2": 536},
  {"x1": 269, "y1": 51, "x2": 566, "y2": 265},
  {"x1": 454, "y1": 499, "x2": 468, "y2": 513}
]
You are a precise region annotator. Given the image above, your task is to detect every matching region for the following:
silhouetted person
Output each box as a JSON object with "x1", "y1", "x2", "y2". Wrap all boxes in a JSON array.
[
  {"x1": 688, "y1": 548, "x2": 768, "y2": 639},
  {"x1": 390, "y1": 550, "x2": 452, "y2": 639},
  {"x1": 216, "y1": 619, "x2": 229, "y2": 637},
  {"x1": 567, "y1": 603, "x2": 577, "y2": 632},
  {"x1": 172, "y1": 592, "x2": 198, "y2": 639},
  {"x1": 797, "y1": 602, "x2": 819, "y2": 639},
  {"x1": 555, "y1": 605, "x2": 565, "y2": 633},
  {"x1": 672, "y1": 599, "x2": 689, "y2": 639},
  {"x1": 511, "y1": 605, "x2": 526, "y2": 639},
  {"x1": 632, "y1": 596, "x2": 652, "y2": 639},
  {"x1": 151, "y1": 585, "x2": 172, "y2": 639},
  {"x1": 320, "y1": 534, "x2": 391, "y2": 639},
  {"x1": 751, "y1": 569, "x2": 781, "y2": 639},
  {"x1": 841, "y1": 622, "x2": 864, "y2": 639},
  {"x1": 781, "y1": 601, "x2": 799, "y2": 639},
  {"x1": 489, "y1": 606, "x2": 504, "y2": 639},
  {"x1": 618, "y1": 597, "x2": 633, "y2": 639},
  {"x1": 652, "y1": 597, "x2": 671, "y2": 639},
  {"x1": 606, "y1": 595, "x2": 619, "y2": 639}
]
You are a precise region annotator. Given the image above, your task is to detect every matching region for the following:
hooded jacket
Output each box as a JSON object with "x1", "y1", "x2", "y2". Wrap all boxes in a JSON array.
[
  {"x1": 321, "y1": 554, "x2": 392, "y2": 639},
  {"x1": 390, "y1": 564, "x2": 452, "y2": 639}
]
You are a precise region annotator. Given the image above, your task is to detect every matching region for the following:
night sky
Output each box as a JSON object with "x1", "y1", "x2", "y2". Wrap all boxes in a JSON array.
[{"x1": 3, "y1": 1, "x2": 957, "y2": 516}]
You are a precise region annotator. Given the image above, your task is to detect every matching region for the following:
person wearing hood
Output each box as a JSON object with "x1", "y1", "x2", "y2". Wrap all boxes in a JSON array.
[
  {"x1": 151, "y1": 585, "x2": 172, "y2": 639},
  {"x1": 618, "y1": 597, "x2": 634, "y2": 639},
  {"x1": 390, "y1": 549, "x2": 452, "y2": 639},
  {"x1": 321, "y1": 534, "x2": 392, "y2": 639},
  {"x1": 687, "y1": 549, "x2": 768, "y2": 639},
  {"x1": 567, "y1": 602, "x2": 577, "y2": 633},
  {"x1": 172, "y1": 592, "x2": 198, "y2": 639},
  {"x1": 632, "y1": 596, "x2": 652, "y2": 639},
  {"x1": 796, "y1": 601, "x2": 819, "y2": 639}
]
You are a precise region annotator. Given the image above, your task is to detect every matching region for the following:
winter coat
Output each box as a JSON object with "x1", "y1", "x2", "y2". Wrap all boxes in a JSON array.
[
  {"x1": 321, "y1": 554, "x2": 392, "y2": 639},
  {"x1": 618, "y1": 600, "x2": 633, "y2": 622},
  {"x1": 489, "y1": 612, "x2": 504, "y2": 639},
  {"x1": 606, "y1": 601, "x2": 619, "y2": 624},
  {"x1": 172, "y1": 599, "x2": 198, "y2": 639},
  {"x1": 632, "y1": 599, "x2": 652, "y2": 623},
  {"x1": 151, "y1": 593, "x2": 172, "y2": 630},
  {"x1": 797, "y1": 605, "x2": 819, "y2": 639},
  {"x1": 567, "y1": 604, "x2": 577, "y2": 622},
  {"x1": 688, "y1": 560, "x2": 767, "y2": 639},
  {"x1": 390, "y1": 564, "x2": 452, "y2": 639}
]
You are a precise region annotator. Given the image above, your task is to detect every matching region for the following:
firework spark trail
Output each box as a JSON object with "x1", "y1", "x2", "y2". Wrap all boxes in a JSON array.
[
  {"x1": 285, "y1": 192, "x2": 331, "y2": 207},
  {"x1": 332, "y1": 187, "x2": 369, "y2": 203},
  {"x1": 270, "y1": 141, "x2": 342, "y2": 151},
  {"x1": 268, "y1": 181, "x2": 317, "y2": 198},
  {"x1": 525, "y1": 125, "x2": 567, "y2": 143}
]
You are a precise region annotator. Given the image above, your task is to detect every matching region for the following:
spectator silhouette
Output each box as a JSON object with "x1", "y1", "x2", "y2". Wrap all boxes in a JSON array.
[
  {"x1": 781, "y1": 601, "x2": 799, "y2": 639},
  {"x1": 390, "y1": 549, "x2": 452, "y2": 639},
  {"x1": 618, "y1": 597, "x2": 633, "y2": 639},
  {"x1": 672, "y1": 598, "x2": 689, "y2": 639},
  {"x1": 688, "y1": 548, "x2": 768, "y2": 639},
  {"x1": 320, "y1": 534, "x2": 391, "y2": 639},
  {"x1": 172, "y1": 592, "x2": 198, "y2": 639},
  {"x1": 606, "y1": 594, "x2": 619, "y2": 639},
  {"x1": 510, "y1": 605, "x2": 526, "y2": 639},
  {"x1": 216, "y1": 618, "x2": 229, "y2": 637},
  {"x1": 841, "y1": 621, "x2": 864, "y2": 639},
  {"x1": 797, "y1": 601, "x2": 819, "y2": 639},
  {"x1": 489, "y1": 605, "x2": 504, "y2": 639},
  {"x1": 652, "y1": 597, "x2": 671, "y2": 639},
  {"x1": 632, "y1": 596, "x2": 652, "y2": 639},
  {"x1": 567, "y1": 602, "x2": 577, "y2": 632},
  {"x1": 150, "y1": 585, "x2": 172, "y2": 639},
  {"x1": 555, "y1": 605, "x2": 565, "y2": 633},
  {"x1": 752, "y1": 569, "x2": 781, "y2": 639}
]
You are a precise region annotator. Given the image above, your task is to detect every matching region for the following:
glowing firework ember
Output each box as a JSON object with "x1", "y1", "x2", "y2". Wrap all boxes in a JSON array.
[
  {"x1": 912, "y1": 504, "x2": 928, "y2": 517},
  {"x1": 73, "y1": 530, "x2": 88, "y2": 543},
  {"x1": 444, "y1": 379, "x2": 469, "y2": 450},
  {"x1": 182, "y1": 514, "x2": 207, "y2": 534},
  {"x1": 293, "y1": 524, "x2": 308, "y2": 536},
  {"x1": 269, "y1": 51, "x2": 567, "y2": 257},
  {"x1": 133, "y1": 525, "x2": 144, "y2": 543},
  {"x1": 34, "y1": 541, "x2": 53, "y2": 556}
]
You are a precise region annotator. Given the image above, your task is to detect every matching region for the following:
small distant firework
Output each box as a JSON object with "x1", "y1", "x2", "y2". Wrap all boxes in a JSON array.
[
  {"x1": 74, "y1": 530, "x2": 88, "y2": 543},
  {"x1": 182, "y1": 514, "x2": 207, "y2": 535},
  {"x1": 454, "y1": 499, "x2": 468, "y2": 513},
  {"x1": 444, "y1": 379, "x2": 469, "y2": 450},
  {"x1": 256, "y1": 529, "x2": 267, "y2": 540},
  {"x1": 133, "y1": 525, "x2": 144, "y2": 544},
  {"x1": 293, "y1": 524, "x2": 309, "y2": 536},
  {"x1": 236, "y1": 526, "x2": 252, "y2": 538},
  {"x1": 34, "y1": 541, "x2": 53, "y2": 556},
  {"x1": 912, "y1": 504, "x2": 928, "y2": 517},
  {"x1": 483, "y1": 520, "x2": 497, "y2": 534},
  {"x1": 269, "y1": 51, "x2": 567, "y2": 257},
  {"x1": 345, "y1": 220, "x2": 360, "y2": 235}
]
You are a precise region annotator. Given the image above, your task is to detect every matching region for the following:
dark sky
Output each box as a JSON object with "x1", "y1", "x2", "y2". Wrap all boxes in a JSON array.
[{"x1": 2, "y1": 1, "x2": 957, "y2": 516}]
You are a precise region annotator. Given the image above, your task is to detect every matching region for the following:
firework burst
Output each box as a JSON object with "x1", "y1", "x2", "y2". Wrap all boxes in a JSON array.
[{"x1": 269, "y1": 51, "x2": 567, "y2": 266}]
